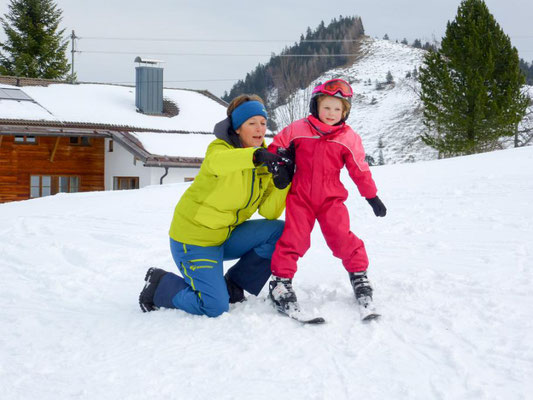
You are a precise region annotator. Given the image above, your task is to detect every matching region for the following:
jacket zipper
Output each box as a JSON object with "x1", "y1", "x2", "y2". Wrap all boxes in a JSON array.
[{"x1": 225, "y1": 168, "x2": 256, "y2": 241}]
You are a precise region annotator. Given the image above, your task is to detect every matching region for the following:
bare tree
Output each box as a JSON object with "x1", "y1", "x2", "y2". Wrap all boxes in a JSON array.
[
  {"x1": 274, "y1": 87, "x2": 314, "y2": 128},
  {"x1": 272, "y1": 55, "x2": 301, "y2": 104}
]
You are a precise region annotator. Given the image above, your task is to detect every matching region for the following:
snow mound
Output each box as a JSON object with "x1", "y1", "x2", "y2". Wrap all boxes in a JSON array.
[{"x1": 1, "y1": 146, "x2": 532, "y2": 399}]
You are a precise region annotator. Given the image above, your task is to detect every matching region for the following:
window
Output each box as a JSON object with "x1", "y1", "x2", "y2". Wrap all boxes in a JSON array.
[
  {"x1": 113, "y1": 177, "x2": 139, "y2": 190},
  {"x1": 58, "y1": 176, "x2": 79, "y2": 193},
  {"x1": 69, "y1": 137, "x2": 91, "y2": 146},
  {"x1": 14, "y1": 135, "x2": 37, "y2": 144},
  {"x1": 30, "y1": 175, "x2": 80, "y2": 198},
  {"x1": 30, "y1": 175, "x2": 51, "y2": 198},
  {"x1": 0, "y1": 88, "x2": 34, "y2": 101},
  {"x1": 108, "y1": 139, "x2": 114, "y2": 152}
]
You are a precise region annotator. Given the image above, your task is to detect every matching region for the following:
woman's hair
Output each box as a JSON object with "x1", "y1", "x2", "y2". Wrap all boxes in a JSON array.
[
  {"x1": 316, "y1": 94, "x2": 351, "y2": 119},
  {"x1": 226, "y1": 94, "x2": 265, "y2": 117}
]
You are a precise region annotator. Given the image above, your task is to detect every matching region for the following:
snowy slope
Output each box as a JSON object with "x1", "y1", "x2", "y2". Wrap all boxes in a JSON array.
[
  {"x1": 1, "y1": 146, "x2": 533, "y2": 400},
  {"x1": 273, "y1": 37, "x2": 533, "y2": 165}
]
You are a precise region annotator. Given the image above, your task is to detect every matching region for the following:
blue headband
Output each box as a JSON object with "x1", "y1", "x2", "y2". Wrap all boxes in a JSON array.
[{"x1": 231, "y1": 101, "x2": 268, "y2": 131}]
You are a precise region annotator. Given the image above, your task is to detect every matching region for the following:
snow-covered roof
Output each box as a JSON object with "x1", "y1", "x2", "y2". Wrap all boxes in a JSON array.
[
  {"x1": 0, "y1": 80, "x2": 228, "y2": 160},
  {"x1": 0, "y1": 82, "x2": 227, "y2": 132},
  {"x1": 131, "y1": 132, "x2": 215, "y2": 158}
]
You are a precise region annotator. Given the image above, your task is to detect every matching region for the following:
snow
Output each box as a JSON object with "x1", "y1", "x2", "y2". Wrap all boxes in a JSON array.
[
  {"x1": 1, "y1": 145, "x2": 532, "y2": 399},
  {"x1": 131, "y1": 132, "x2": 215, "y2": 158},
  {"x1": 1, "y1": 83, "x2": 227, "y2": 133},
  {"x1": 0, "y1": 98, "x2": 56, "y2": 121}
]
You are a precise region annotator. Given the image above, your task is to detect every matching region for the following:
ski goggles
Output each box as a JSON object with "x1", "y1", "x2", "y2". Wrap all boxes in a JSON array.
[{"x1": 312, "y1": 79, "x2": 353, "y2": 98}]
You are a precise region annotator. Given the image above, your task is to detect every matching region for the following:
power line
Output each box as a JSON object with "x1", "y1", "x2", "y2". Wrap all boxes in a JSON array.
[
  {"x1": 79, "y1": 36, "x2": 360, "y2": 43},
  {"x1": 79, "y1": 35, "x2": 533, "y2": 42},
  {"x1": 78, "y1": 50, "x2": 359, "y2": 57}
]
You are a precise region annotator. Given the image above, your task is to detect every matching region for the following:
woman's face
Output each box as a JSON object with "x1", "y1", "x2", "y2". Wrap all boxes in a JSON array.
[
  {"x1": 318, "y1": 96, "x2": 344, "y2": 126},
  {"x1": 236, "y1": 115, "x2": 267, "y2": 148}
]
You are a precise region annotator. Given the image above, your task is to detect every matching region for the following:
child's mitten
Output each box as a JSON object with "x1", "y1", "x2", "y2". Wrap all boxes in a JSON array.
[{"x1": 366, "y1": 196, "x2": 387, "y2": 217}]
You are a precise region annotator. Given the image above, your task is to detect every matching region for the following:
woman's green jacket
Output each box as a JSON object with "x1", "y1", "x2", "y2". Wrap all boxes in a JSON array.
[{"x1": 169, "y1": 129, "x2": 289, "y2": 246}]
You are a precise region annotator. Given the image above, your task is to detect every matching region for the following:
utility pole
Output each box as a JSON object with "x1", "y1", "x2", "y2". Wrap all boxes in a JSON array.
[{"x1": 70, "y1": 30, "x2": 77, "y2": 81}]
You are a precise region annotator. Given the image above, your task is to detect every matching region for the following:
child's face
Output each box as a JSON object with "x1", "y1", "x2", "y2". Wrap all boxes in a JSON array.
[
  {"x1": 317, "y1": 96, "x2": 344, "y2": 126},
  {"x1": 236, "y1": 115, "x2": 267, "y2": 148}
]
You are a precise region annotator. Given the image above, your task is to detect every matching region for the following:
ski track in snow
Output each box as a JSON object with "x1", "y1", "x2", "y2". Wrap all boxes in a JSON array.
[{"x1": 1, "y1": 148, "x2": 533, "y2": 399}]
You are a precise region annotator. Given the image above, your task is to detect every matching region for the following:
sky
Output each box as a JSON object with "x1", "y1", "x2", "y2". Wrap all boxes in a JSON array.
[{"x1": 1, "y1": 0, "x2": 532, "y2": 97}]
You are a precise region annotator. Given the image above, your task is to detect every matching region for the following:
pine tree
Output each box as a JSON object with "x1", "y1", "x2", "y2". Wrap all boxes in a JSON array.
[
  {"x1": 377, "y1": 137, "x2": 385, "y2": 165},
  {"x1": 0, "y1": 0, "x2": 70, "y2": 79},
  {"x1": 386, "y1": 71, "x2": 394, "y2": 84},
  {"x1": 519, "y1": 58, "x2": 533, "y2": 85},
  {"x1": 419, "y1": 0, "x2": 528, "y2": 156}
]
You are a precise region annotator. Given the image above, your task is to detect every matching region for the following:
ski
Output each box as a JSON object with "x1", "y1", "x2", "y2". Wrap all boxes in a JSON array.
[
  {"x1": 357, "y1": 295, "x2": 381, "y2": 322},
  {"x1": 287, "y1": 312, "x2": 326, "y2": 325},
  {"x1": 268, "y1": 277, "x2": 326, "y2": 324},
  {"x1": 268, "y1": 299, "x2": 326, "y2": 324}
]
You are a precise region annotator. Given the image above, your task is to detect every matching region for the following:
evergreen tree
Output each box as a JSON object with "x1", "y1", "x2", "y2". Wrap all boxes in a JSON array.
[
  {"x1": 383, "y1": 33, "x2": 390, "y2": 40},
  {"x1": 386, "y1": 70, "x2": 394, "y2": 84},
  {"x1": 377, "y1": 137, "x2": 385, "y2": 165},
  {"x1": 419, "y1": 0, "x2": 528, "y2": 156},
  {"x1": 519, "y1": 58, "x2": 533, "y2": 85},
  {"x1": 0, "y1": 0, "x2": 70, "y2": 79},
  {"x1": 422, "y1": 41, "x2": 437, "y2": 51},
  {"x1": 412, "y1": 39, "x2": 422, "y2": 48}
]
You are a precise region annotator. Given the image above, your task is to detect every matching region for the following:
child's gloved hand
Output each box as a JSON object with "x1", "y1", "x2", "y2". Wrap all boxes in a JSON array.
[
  {"x1": 276, "y1": 142, "x2": 295, "y2": 182},
  {"x1": 366, "y1": 196, "x2": 387, "y2": 217},
  {"x1": 253, "y1": 148, "x2": 283, "y2": 174},
  {"x1": 276, "y1": 142, "x2": 295, "y2": 164},
  {"x1": 272, "y1": 164, "x2": 292, "y2": 189}
]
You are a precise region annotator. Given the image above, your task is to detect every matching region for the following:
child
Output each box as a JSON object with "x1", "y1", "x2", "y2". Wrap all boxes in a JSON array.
[{"x1": 267, "y1": 79, "x2": 387, "y2": 319}]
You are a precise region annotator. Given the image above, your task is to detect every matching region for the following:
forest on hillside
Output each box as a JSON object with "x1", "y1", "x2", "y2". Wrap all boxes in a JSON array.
[{"x1": 222, "y1": 16, "x2": 365, "y2": 114}]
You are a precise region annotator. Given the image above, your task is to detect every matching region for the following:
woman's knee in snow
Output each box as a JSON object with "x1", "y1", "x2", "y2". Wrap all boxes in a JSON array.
[{"x1": 201, "y1": 294, "x2": 230, "y2": 317}]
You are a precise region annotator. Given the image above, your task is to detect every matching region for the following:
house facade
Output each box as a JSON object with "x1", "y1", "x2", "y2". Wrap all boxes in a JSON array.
[
  {"x1": 0, "y1": 127, "x2": 105, "y2": 202},
  {"x1": 0, "y1": 74, "x2": 228, "y2": 203}
]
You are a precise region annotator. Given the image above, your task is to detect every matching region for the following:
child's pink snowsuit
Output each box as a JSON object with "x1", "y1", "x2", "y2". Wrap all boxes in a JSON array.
[{"x1": 268, "y1": 115, "x2": 378, "y2": 278}]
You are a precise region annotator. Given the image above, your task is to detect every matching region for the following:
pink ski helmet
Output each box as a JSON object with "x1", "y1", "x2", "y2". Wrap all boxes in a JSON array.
[{"x1": 309, "y1": 78, "x2": 353, "y2": 122}]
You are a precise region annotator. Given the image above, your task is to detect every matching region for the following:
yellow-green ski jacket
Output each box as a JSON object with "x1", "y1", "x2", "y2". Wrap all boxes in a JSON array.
[{"x1": 169, "y1": 118, "x2": 289, "y2": 247}]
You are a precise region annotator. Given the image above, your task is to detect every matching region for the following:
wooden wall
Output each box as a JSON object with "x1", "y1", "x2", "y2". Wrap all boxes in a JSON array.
[{"x1": 0, "y1": 135, "x2": 105, "y2": 203}]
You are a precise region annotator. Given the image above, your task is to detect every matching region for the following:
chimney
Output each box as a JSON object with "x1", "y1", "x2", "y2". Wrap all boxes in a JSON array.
[{"x1": 134, "y1": 57, "x2": 164, "y2": 114}]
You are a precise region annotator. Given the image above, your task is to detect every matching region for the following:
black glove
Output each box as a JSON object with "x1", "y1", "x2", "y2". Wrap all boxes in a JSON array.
[
  {"x1": 276, "y1": 142, "x2": 295, "y2": 164},
  {"x1": 253, "y1": 148, "x2": 283, "y2": 174},
  {"x1": 272, "y1": 163, "x2": 292, "y2": 189},
  {"x1": 276, "y1": 142, "x2": 295, "y2": 181},
  {"x1": 366, "y1": 196, "x2": 387, "y2": 217}
]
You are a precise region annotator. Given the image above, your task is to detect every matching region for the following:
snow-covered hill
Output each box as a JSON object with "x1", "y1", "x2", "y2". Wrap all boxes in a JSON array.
[
  {"x1": 273, "y1": 37, "x2": 533, "y2": 164},
  {"x1": 1, "y1": 146, "x2": 532, "y2": 399}
]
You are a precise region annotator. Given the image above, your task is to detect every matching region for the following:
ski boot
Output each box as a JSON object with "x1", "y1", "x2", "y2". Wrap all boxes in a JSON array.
[
  {"x1": 139, "y1": 267, "x2": 168, "y2": 312},
  {"x1": 268, "y1": 276, "x2": 301, "y2": 316},
  {"x1": 225, "y1": 274, "x2": 246, "y2": 304},
  {"x1": 349, "y1": 271, "x2": 380, "y2": 321}
]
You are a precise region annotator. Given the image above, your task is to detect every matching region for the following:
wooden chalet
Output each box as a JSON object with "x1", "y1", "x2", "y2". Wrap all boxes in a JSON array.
[{"x1": 0, "y1": 74, "x2": 227, "y2": 203}]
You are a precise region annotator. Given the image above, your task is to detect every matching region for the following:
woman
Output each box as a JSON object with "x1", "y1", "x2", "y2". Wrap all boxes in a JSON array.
[{"x1": 139, "y1": 94, "x2": 292, "y2": 317}]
